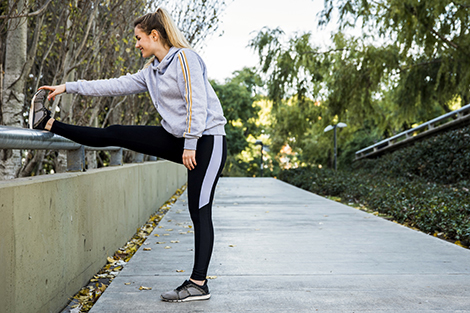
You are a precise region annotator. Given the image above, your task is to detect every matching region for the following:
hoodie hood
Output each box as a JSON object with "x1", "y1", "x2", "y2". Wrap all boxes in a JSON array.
[{"x1": 150, "y1": 47, "x2": 182, "y2": 73}]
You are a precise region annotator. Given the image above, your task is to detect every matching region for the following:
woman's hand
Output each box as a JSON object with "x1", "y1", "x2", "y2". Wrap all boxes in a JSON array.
[
  {"x1": 182, "y1": 149, "x2": 197, "y2": 170},
  {"x1": 39, "y1": 84, "x2": 66, "y2": 101}
]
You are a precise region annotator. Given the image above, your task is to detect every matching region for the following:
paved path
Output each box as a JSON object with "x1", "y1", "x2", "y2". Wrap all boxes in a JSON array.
[{"x1": 90, "y1": 177, "x2": 470, "y2": 312}]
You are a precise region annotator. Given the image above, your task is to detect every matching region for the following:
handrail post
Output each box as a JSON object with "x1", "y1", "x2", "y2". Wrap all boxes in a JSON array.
[
  {"x1": 134, "y1": 153, "x2": 144, "y2": 163},
  {"x1": 67, "y1": 146, "x2": 85, "y2": 172},
  {"x1": 109, "y1": 148, "x2": 123, "y2": 166}
]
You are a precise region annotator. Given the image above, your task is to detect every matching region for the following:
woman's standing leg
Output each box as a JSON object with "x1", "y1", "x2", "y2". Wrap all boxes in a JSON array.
[
  {"x1": 160, "y1": 135, "x2": 226, "y2": 302},
  {"x1": 187, "y1": 135, "x2": 227, "y2": 281}
]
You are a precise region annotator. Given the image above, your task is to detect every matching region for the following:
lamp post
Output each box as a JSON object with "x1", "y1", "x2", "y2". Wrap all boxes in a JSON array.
[
  {"x1": 255, "y1": 140, "x2": 263, "y2": 177},
  {"x1": 324, "y1": 122, "x2": 347, "y2": 171}
]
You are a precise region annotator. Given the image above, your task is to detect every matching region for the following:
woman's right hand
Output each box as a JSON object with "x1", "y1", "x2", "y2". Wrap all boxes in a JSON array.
[{"x1": 39, "y1": 84, "x2": 66, "y2": 101}]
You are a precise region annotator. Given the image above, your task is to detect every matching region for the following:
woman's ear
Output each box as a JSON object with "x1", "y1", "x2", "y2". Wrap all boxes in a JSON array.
[{"x1": 150, "y1": 29, "x2": 159, "y2": 41}]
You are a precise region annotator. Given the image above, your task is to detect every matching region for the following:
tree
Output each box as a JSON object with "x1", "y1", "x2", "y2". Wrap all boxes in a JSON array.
[
  {"x1": 0, "y1": 0, "x2": 45, "y2": 179},
  {"x1": 211, "y1": 67, "x2": 262, "y2": 176},
  {"x1": 319, "y1": 0, "x2": 470, "y2": 116}
]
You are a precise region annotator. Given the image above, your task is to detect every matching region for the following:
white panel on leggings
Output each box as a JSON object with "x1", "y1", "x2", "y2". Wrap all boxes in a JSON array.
[{"x1": 199, "y1": 136, "x2": 223, "y2": 209}]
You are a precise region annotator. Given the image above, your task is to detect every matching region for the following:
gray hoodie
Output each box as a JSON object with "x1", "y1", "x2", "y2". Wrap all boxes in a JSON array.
[{"x1": 65, "y1": 47, "x2": 226, "y2": 150}]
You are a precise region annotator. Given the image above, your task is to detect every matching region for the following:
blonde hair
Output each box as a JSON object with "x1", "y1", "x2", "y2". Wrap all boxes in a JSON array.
[{"x1": 134, "y1": 8, "x2": 191, "y2": 67}]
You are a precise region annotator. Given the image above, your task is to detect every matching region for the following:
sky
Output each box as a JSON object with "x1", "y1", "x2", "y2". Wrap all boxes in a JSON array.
[{"x1": 198, "y1": 0, "x2": 339, "y2": 82}]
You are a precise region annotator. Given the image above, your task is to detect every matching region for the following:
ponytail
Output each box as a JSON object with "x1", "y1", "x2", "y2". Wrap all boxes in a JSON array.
[
  {"x1": 157, "y1": 8, "x2": 191, "y2": 49},
  {"x1": 134, "y1": 8, "x2": 191, "y2": 68}
]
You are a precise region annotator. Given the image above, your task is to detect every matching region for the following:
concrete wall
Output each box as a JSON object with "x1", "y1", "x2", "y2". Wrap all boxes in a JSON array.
[{"x1": 0, "y1": 161, "x2": 186, "y2": 313}]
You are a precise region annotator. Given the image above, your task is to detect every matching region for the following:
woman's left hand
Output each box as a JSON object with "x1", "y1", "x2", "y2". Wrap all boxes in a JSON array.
[{"x1": 182, "y1": 149, "x2": 197, "y2": 170}]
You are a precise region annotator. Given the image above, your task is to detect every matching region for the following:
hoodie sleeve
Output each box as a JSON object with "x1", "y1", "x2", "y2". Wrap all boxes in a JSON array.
[
  {"x1": 65, "y1": 69, "x2": 148, "y2": 97},
  {"x1": 177, "y1": 50, "x2": 208, "y2": 150}
]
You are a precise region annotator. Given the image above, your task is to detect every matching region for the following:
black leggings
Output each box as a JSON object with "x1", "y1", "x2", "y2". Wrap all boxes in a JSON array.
[{"x1": 50, "y1": 121, "x2": 227, "y2": 281}]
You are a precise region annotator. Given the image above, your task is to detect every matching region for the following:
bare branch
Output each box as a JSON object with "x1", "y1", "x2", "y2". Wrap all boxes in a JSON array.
[
  {"x1": 0, "y1": 0, "x2": 53, "y2": 19},
  {"x1": 72, "y1": 3, "x2": 99, "y2": 61},
  {"x1": 101, "y1": 96, "x2": 128, "y2": 127}
]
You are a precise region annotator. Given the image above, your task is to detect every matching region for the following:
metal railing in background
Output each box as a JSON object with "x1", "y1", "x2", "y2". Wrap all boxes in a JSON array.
[
  {"x1": 0, "y1": 126, "x2": 156, "y2": 172},
  {"x1": 355, "y1": 103, "x2": 470, "y2": 160}
]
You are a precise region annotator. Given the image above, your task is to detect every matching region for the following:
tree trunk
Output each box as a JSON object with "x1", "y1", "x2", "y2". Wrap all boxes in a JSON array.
[{"x1": 0, "y1": 0, "x2": 27, "y2": 180}]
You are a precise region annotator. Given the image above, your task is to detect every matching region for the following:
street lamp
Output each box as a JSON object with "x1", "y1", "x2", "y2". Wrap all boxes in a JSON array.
[
  {"x1": 324, "y1": 122, "x2": 347, "y2": 171},
  {"x1": 255, "y1": 140, "x2": 263, "y2": 177}
]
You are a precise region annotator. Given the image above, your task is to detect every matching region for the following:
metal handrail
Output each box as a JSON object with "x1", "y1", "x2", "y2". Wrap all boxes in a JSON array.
[
  {"x1": 355, "y1": 103, "x2": 470, "y2": 158},
  {"x1": 0, "y1": 125, "x2": 154, "y2": 171}
]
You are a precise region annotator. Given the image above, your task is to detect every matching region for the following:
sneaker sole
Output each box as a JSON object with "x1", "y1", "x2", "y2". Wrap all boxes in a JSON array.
[
  {"x1": 161, "y1": 294, "x2": 211, "y2": 302},
  {"x1": 29, "y1": 90, "x2": 43, "y2": 129}
]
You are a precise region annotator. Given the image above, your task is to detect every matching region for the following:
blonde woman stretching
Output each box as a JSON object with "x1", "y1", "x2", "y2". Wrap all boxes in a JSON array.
[{"x1": 29, "y1": 8, "x2": 227, "y2": 302}]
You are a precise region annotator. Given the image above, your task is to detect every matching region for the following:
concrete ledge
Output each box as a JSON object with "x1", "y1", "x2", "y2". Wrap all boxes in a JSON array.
[{"x1": 0, "y1": 161, "x2": 186, "y2": 313}]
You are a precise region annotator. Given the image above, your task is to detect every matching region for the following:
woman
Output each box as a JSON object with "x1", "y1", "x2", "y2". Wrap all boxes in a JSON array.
[{"x1": 29, "y1": 7, "x2": 227, "y2": 303}]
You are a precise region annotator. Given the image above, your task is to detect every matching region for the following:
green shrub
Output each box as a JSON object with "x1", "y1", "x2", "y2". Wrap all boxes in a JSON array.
[{"x1": 353, "y1": 125, "x2": 470, "y2": 184}]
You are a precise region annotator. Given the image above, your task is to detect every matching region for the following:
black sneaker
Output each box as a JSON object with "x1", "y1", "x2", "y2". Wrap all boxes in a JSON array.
[
  {"x1": 160, "y1": 280, "x2": 211, "y2": 302},
  {"x1": 29, "y1": 89, "x2": 51, "y2": 130}
]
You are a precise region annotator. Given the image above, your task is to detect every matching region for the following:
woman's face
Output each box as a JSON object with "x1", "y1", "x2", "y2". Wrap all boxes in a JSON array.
[{"x1": 134, "y1": 26, "x2": 155, "y2": 58}]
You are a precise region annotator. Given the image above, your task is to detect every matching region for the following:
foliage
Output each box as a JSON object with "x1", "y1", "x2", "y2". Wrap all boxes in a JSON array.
[
  {"x1": 211, "y1": 68, "x2": 263, "y2": 176},
  {"x1": 249, "y1": 27, "x2": 405, "y2": 169},
  {"x1": 354, "y1": 125, "x2": 470, "y2": 184},
  {"x1": 320, "y1": 0, "x2": 470, "y2": 111}
]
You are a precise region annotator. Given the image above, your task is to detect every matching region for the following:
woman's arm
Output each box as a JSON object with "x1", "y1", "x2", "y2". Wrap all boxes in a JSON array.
[
  {"x1": 40, "y1": 69, "x2": 149, "y2": 100},
  {"x1": 177, "y1": 50, "x2": 208, "y2": 151},
  {"x1": 65, "y1": 70, "x2": 148, "y2": 97}
]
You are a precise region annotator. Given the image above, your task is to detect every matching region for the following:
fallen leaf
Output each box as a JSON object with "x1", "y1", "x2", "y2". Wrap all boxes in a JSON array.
[
  {"x1": 154, "y1": 234, "x2": 160, "y2": 237},
  {"x1": 143, "y1": 247, "x2": 151, "y2": 251},
  {"x1": 163, "y1": 234, "x2": 170, "y2": 236},
  {"x1": 176, "y1": 269, "x2": 185, "y2": 272},
  {"x1": 164, "y1": 246, "x2": 171, "y2": 249},
  {"x1": 170, "y1": 240, "x2": 179, "y2": 243},
  {"x1": 70, "y1": 304, "x2": 82, "y2": 313},
  {"x1": 229, "y1": 244, "x2": 236, "y2": 247},
  {"x1": 139, "y1": 286, "x2": 152, "y2": 290},
  {"x1": 156, "y1": 241, "x2": 166, "y2": 244},
  {"x1": 206, "y1": 276, "x2": 218, "y2": 279},
  {"x1": 124, "y1": 283, "x2": 131, "y2": 285},
  {"x1": 166, "y1": 229, "x2": 173, "y2": 231}
]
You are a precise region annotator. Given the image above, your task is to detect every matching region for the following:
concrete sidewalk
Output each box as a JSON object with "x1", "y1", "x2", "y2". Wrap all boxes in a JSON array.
[{"x1": 90, "y1": 177, "x2": 470, "y2": 312}]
